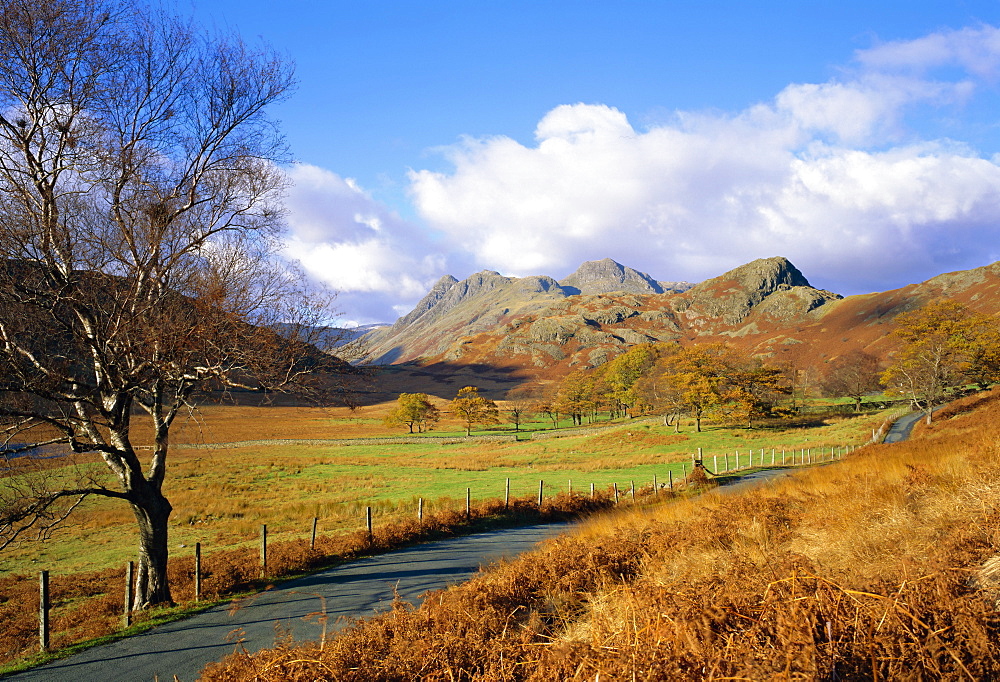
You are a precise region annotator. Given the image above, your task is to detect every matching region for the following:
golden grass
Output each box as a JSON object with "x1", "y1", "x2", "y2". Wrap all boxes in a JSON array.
[{"x1": 202, "y1": 387, "x2": 1000, "y2": 680}]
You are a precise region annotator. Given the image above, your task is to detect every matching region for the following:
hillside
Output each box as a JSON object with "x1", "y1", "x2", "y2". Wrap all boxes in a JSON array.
[{"x1": 361, "y1": 256, "x2": 1000, "y2": 396}]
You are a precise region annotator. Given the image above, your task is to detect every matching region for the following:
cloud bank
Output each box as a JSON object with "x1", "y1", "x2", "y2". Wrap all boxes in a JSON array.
[{"x1": 288, "y1": 25, "x2": 1000, "y2": 323}]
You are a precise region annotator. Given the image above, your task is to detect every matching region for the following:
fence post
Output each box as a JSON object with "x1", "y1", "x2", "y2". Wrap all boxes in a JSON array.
[
  {"x1": 653, "y1": 473, "x2": 658, "y2": 495},
  {"x1": 39, "y1": 570, "x2": 49, "y2": 652},
  {"x1": 590, "y1": 482, "x2": 595, "y2": 498},
  {"x1": 613, "y1": 482, "x2": 619, "y2": 504},
  {"x1": 466, "y1": 487, "x2": 471, "y2": 519},
  {"x1": 568, "y1": 479, "x2": 573, "y2": 495},
  {"x1": 682, "y1": 463, "x2": 687, "y2": 480},
  {"x1": 668, "y1": 470, "x2": 673, "y2": 490},
  {"x1": 538, "y1": 480, "x2": 544, "y2": 508},
  {"x1": 772, "y1": 449, "x2": 775, "y2": 465},
  {"x1": 418, "y1": 497, "x2": 424, "y2": 523},
  {"x1": 735, "y1": 450, "x2": 739, "y2": 470},
  {"x1": 195, "y1": 543, "x2": 202, "y2": 602},
  {"x1": 124, "y1": 561, "x2": 134, "y2": 627},
  {"x1": 260, "y1": 524, "x2": 267, "y2": 578},
  {"x1": 724, "y1": 453, "x2": 729, "y2": 471},
  {"x1": 630, "y1": 481, "x2": 635, "y2": 502},
  {"x1": 505, "y1": 477, "x2": 510, "y2": 510},
  {"x1": 713, "y1": 455, "x2": 718, "y2": 473},
  {"x1": 366, "y1": 507, "x2": 373, "y2": 541},
  {"x1": 310, "y1": 517, "x2": 318, "y2": 551}
]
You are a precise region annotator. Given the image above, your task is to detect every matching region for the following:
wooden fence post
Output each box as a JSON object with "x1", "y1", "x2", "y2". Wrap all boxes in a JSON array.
[
  {"x1": 724, "y1": 453, "x2": 729, "y2": 471},
  {"x1": 713, "y1": 455, "x2": 718, "y2": 473},
  {"x1": 260, "y1": 524, "x2": 267, "y2": 578},
  {"x1": 418, "y1": 497, "x2": 424, "y2": 523},
  {"x1": 590, "y1": 482, "x2": 595, "y2": 498},
  {"x1": 653, "y1": 473, "x2": 658, "y2": 495},
  {"x1": 366, "y1": 507, "x2": 373, "y2": 541},
  {"x1": 195, "y1": 543, "x2": 202, "y2": 602},
  {"x1": 682, "y1": 463, "x2": 687, "y2": 480},
  {"x1": 669, "y1": 470, "x2": 673, "y2": 490},
  {"x1": 505, "y1": 478, "x2": 510, "y2": 510},
  {"x1": 39, "y1": 570, "x2": 49, "y2": 652},
  {"x1": 124, "y1": 561, "x2": 134, "y2": 627},
  {"x1": 630, "y1": 481, "x2": 635, "y2": 502},
  {"x1": 466, "y1": 487, "x2": 471, "y2": 519},
  {"x1": 772, "y1": 449, "x2": 775, "y2": 465},
  {"x1": 613, "y1": 482, "x2": 619, "y2": 504},
  {"x1": 310, "y1": 517, "x2": 318, "y2": 550},
  {"x1": 538, "y1": 480, "x2": 544, "y2": 508},
  {"x1": 568, "y1": 479, "x2": 573, "y2": 495}
]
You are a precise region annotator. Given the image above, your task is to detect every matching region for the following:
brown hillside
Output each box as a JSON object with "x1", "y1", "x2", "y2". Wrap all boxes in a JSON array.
[{"x1": 361, "y1": 258, "x2": 1000, "y2": 400}]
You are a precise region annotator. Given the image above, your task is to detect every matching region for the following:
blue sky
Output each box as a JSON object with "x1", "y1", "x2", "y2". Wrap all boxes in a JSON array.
[{"x1": 193, "y1": 1, "x2": 1000, "y2": 324}]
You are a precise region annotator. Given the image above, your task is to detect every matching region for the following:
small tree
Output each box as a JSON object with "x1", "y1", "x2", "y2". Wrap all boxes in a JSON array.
[
  {"x1": 384, "y1": 393, "x2": 440, "y2": 433},
  {"x1": 658, "y1": 344, "x2": 732, "y2": 432},
  {"x1": 881, "y1": 299, "x2": 978, "y2": 424},
  {"x1": 449, "y1": 386, "x2": 500, "y2": 436},
  {"x1": 726, "y1": 358, "x2": 789, "y2": 428},
  {"x1": 504, "y1": 387, "x2": 536, "y2": 432},
  {"x1": 821, "y1": 350, "x2": 883, "y2": 411}
]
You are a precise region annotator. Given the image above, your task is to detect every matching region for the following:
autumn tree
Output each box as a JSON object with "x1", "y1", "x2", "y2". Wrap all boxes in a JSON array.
[
  {"x1": 384, "y1": 393, "x2": 440, "y2": 433},
  {"x1": 597, "y1": 343, "x2": 661, "y2": 418},
  {"x1": 881, "y1": 299, "x2": 996, "y2": 423},
  {"x1": 503, "y1": 387, "x2": 536, "y2": 432},
  {"x1": 555, "y1": 371, "x2": 597, "y2": 426},
  {"x1": 726, "y1": 356, "x2": 789, "y2": 428},
  {"x1": 449, "y1": 386, "x2": 500, "y2": 436},
  {"x1": 821, "y1": 350, "x2": 883, "y2": 411},
  {"x1": 0, "y1": 0, "x2": 342, "y2": 609},
  {"x1": 658, "y1": 344, "x2": 733, "y2": 432}
]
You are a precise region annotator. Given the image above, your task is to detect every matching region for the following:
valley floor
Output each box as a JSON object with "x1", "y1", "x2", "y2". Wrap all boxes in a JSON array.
[{"x1": 203, "y1": 389, "x2": 1000, "y2": 681}]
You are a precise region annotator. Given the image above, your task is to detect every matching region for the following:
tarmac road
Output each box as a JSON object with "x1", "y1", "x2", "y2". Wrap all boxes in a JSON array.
[{"x1": 7, "y1": 523, "x2": 570, "y2": 682}]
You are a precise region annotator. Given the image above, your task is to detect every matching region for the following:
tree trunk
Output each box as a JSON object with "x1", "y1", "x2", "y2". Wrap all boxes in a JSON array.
[{"x1": 130, "y1": 489, "x2": 174, "y2": 608}]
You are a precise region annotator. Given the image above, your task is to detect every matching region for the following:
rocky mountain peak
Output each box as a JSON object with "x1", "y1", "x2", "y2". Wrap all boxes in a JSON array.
[
  {"x1": 559, "y1": 258, "x2": 689, "y2": 295},
  {"x1": 676, "y1": 257, "x2": 836, "y2": 325}
]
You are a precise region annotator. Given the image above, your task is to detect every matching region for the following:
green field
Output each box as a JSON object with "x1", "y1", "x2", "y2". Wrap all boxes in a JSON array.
[{"x1": 0, "y1": 408, "x2": 892, "y2": 577}]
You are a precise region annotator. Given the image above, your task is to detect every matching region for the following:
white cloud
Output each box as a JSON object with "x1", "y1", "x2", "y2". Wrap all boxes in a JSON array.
[
  {"x1": 408, "y1": 26, "x2": 1000, "y2": 297},
  {"x1": 281, "y1": 164, "x2": 450, "y2": 324}
]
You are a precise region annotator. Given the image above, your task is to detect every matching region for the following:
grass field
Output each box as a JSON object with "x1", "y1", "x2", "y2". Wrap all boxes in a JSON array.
[{"x1": 1, "y1": 402, "x2": 891, "y2": 578}]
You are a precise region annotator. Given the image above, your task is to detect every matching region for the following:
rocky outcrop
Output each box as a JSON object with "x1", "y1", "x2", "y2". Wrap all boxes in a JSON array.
[
  {"x1": 674, "y1": 257, "x2": 840, "y2": 326},
  {"x1": 559, "y1": 258, "x2": 691, "y2": 295}
]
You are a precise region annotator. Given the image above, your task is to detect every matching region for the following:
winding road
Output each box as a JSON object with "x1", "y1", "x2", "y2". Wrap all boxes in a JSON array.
[{"x1": 7, "y1": 524, "x2": 568, "y2": 682}]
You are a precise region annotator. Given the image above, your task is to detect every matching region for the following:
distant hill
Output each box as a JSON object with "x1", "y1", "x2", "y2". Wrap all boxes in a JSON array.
[{"x1": 360, "y1": 256, "x2": 1000, "y2": 394}]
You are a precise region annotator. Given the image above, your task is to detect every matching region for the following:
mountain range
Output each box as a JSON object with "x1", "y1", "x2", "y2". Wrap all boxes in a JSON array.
[{"x1": 358, "y1": 255, "x2": 1000, "y2": 390}]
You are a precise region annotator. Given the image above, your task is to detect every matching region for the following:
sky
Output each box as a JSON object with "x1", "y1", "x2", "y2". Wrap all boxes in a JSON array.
[{"x1": 191, "y1": 0, "x2": 1000, "y2": 325}]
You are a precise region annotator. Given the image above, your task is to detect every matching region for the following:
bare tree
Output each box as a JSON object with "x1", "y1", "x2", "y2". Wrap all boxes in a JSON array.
[
  {"x1": 821, "y1": 350, "x2": 883, "y2": 412},
  {"x1": 0, "y1": 0, "x2": 342, "y2": 608}
]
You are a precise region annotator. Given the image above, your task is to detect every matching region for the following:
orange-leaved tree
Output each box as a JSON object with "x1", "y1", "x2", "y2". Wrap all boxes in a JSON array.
[{"x1": 449, "y1": 386, "x2": 500, "y2": 436}]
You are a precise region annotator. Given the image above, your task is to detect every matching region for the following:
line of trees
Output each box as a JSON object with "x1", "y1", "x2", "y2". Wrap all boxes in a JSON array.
[{"x1": 529, "y1": 342, "x2": 791, "y2": 432}]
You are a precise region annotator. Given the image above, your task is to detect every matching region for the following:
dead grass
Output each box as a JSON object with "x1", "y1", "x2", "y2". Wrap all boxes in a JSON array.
[{"x1": 202, "y1": 387, "x2": 1000, "y2": 681}]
